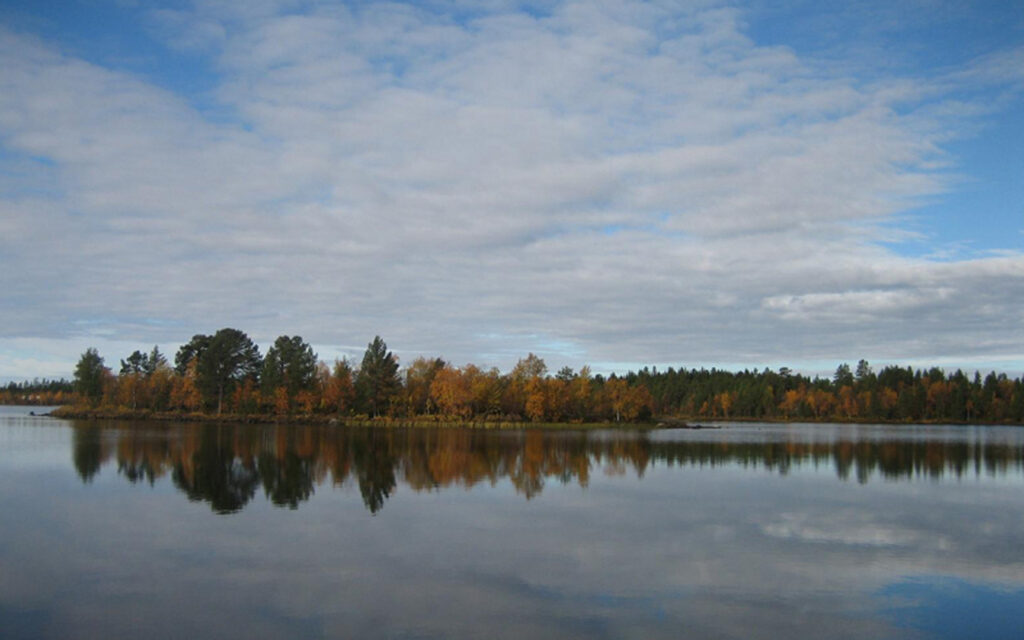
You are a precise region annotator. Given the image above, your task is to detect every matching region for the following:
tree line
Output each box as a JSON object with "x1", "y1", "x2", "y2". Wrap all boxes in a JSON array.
[
  {"x1": 59, "y1": 328, "x2": 1024, "y2": 424},
  {"x1": 68, "y1": 329, "x2": 654, "y2": 422},
  {"x1": 631, "y1": 360, "x2": 1024, "y2": 423},
  {"x1": 0, "y1": 378, "x2": 75, "y2": 405}
]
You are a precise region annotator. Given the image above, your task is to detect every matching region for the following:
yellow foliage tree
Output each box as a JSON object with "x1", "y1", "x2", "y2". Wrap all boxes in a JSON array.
[
  {"x1": 431, "y1": 365, "x2": 473, "y2": 418},
  {"x1": 321, "y1": 360, "x2": 355, "y2": 415}
]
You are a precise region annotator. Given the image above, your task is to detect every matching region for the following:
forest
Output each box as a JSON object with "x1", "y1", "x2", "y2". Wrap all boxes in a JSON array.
[
  {"x1": 0, "y1": 378, "x2": 75, "y2": 406},
  {"x1": 4, "y1": 327, "x2": 1023, "y2": 424}
]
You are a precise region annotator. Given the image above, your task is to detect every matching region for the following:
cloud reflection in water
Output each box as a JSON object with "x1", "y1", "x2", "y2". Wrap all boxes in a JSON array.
[{"x1": 0, "y1": 420, "x2": 1021, "y2": 638}]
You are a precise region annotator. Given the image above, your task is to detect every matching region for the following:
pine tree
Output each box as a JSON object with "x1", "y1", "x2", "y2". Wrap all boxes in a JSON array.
[
  {"x1": 74, "y1": 348, "x2": 109, "y2": 406},
  {"x1": 356, "y1": 336, "x2": 400, "y2": 417}
]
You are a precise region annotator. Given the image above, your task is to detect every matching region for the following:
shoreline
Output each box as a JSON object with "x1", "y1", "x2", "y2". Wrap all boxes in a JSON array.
[
  {"x1": 42, "y1": 406, "x2": 1023, "y2": 429},
  {"x1": 47, "y1": 406, "x2": 655, "y2": 430}
]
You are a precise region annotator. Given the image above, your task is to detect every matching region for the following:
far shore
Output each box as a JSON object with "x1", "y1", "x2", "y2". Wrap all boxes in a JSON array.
[
  {"x1": 47, "y1": 405, "x2": 654, "y2": 430},
  {"x1": 41, "y1": 406, "x2": 1022, "y2": 429}
]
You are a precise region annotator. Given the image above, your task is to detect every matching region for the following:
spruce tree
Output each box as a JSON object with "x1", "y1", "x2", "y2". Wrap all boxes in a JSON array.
[{"x1": 356, "y1": 336, "x2": 400, "y2": 417}]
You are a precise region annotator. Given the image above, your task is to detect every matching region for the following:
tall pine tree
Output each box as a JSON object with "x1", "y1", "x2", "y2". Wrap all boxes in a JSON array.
[{"x1": 356, "y1": 336, "x2": 400, "y2": 417}]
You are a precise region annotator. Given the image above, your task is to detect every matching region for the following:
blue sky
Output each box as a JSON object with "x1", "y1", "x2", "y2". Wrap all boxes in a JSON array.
[
  {"x1": 0, "y1": 0, "x2": 1022, "y2": 381},
  {"x1": 744, "y1": 0, "x2": 1024, "y2": 258}
]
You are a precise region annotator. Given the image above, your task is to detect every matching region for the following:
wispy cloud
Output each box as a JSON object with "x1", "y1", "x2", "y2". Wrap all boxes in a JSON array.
[{"x1": 0, "y1": 0, "x2": 1021, "y2": 377}]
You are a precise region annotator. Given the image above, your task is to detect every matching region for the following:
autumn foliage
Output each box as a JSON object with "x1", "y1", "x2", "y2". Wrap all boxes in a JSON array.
[{"x1": 9, "y1": 333, "x2": 1023, "y2": 425}]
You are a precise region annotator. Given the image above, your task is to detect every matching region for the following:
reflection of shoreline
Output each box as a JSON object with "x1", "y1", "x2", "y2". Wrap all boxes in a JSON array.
[{"x1": 70, "y1": 422, "x2": 1024, "y2": 514}]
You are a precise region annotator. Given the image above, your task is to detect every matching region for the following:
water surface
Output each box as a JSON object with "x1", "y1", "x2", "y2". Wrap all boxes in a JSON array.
[{"x1": 1, "y1": 407, "x2": 1022, "y2": 639}]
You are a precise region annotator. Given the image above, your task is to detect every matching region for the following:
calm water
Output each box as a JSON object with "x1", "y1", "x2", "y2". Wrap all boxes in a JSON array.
[{"x1": 1, "y1": 406, "x2": 1023, "y2": 639}]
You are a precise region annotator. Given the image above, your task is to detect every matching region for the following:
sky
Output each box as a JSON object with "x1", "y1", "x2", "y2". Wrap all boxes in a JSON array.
[{"x1": 0, "y1": 0, "x2": 1022, "y2": 382}]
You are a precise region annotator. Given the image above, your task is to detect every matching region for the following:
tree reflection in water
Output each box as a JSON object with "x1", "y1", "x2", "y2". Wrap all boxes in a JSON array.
[
  {"x1": 70, "y1": 421, "x2": 1024, "y2": 514},
  {"x1": 171, "y1": 426, "x2": 260, "y2": 514}
]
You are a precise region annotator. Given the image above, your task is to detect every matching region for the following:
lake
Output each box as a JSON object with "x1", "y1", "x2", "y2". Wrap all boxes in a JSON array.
[{"x1": 1, "y1": 405, "x2": 1022, "y2": 639}]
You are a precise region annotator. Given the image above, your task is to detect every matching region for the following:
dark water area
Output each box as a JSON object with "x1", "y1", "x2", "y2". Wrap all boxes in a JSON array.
[{"x1": 1, "y1": 406, "x2": 1023, "y2": 639}]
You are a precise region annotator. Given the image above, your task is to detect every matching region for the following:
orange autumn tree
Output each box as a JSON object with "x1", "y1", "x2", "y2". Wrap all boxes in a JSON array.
[
  {"x1": 170, "y1": 359, "x2": 202, "y2": 411},
  {"x1": 430, "y1": 365, "x2": 473, "y2": 419},
  {"x1": 603, "y1": 377, "x2": 653, "y2": 422},
  {"x1": 321, "y1": 359, "x2": 355, "y2": 416},
  {"x1": 404, "y1": 357, "x2": 446, "y2": 416}
]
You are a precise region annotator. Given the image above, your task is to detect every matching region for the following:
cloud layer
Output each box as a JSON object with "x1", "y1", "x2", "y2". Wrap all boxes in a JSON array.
[{"x1": 1, "y1": 0, "x2": 1022, "y2": 377}]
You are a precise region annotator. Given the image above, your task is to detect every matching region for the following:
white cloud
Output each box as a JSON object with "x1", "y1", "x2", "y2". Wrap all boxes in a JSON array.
[
  {"x1": 761, "y1": 511, "x2": 945, "y2": 548},
  {"x1": 0, "y1": 0, "x2": 1022, "y2": 378}
]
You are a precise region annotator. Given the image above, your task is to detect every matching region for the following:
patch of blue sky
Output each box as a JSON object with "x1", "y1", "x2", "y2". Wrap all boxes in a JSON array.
[
  {"x1": 70, "y1": 318, "x2": 122, "y2": 336},
  {"x1": 588, "y1": 357, "x2": 1024, "y2": 380},
  {"x1": 0, "y1": 148, "x2": 55, "y2": 168},
  {"x1": 900, "y1": 356, "x2": 1024, "y2": 378},
  {"x1": 742, "y1": 2, "x2": 1024, "y2": 259},
  {"x1": 529, "y1": 337, "x2": 586, "y2": 361},
  {"x1": 0, "y1": 150, "x2": 62, "y2": 200},
  {"x1": 345, "y1": 0, "x2": 533, "y2": 28},
  {"x1": 473, "y1": 332, "x2": 586, "y2": 367},
  {"x1": 600, "y1": 212, "x2": 683, "y2": 238},
  {"x1": 1, "y1": 0, "x2": 223, "y2": 115},
  {"x1": 592, "y1": 360, "x2": 775, "y2": 377},
  {"x1": 66, "y1": 317, "x2": 185, "y2": 340},
  {"x1": 885, "y1": 106, "x2": 1024, "y2": 259},
  {"x1": 599, "y1": 225, "x2": 686, "y2": 241},
  {"x1": 743, "y1": 1, "x2": 1024, "y2": 76},
  {"x1": 880, "y1": 576, "x2": 1024, "y2": 640},
  {"x1": 137, "y1": 318, "x2": 183, "y2": 330}
]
